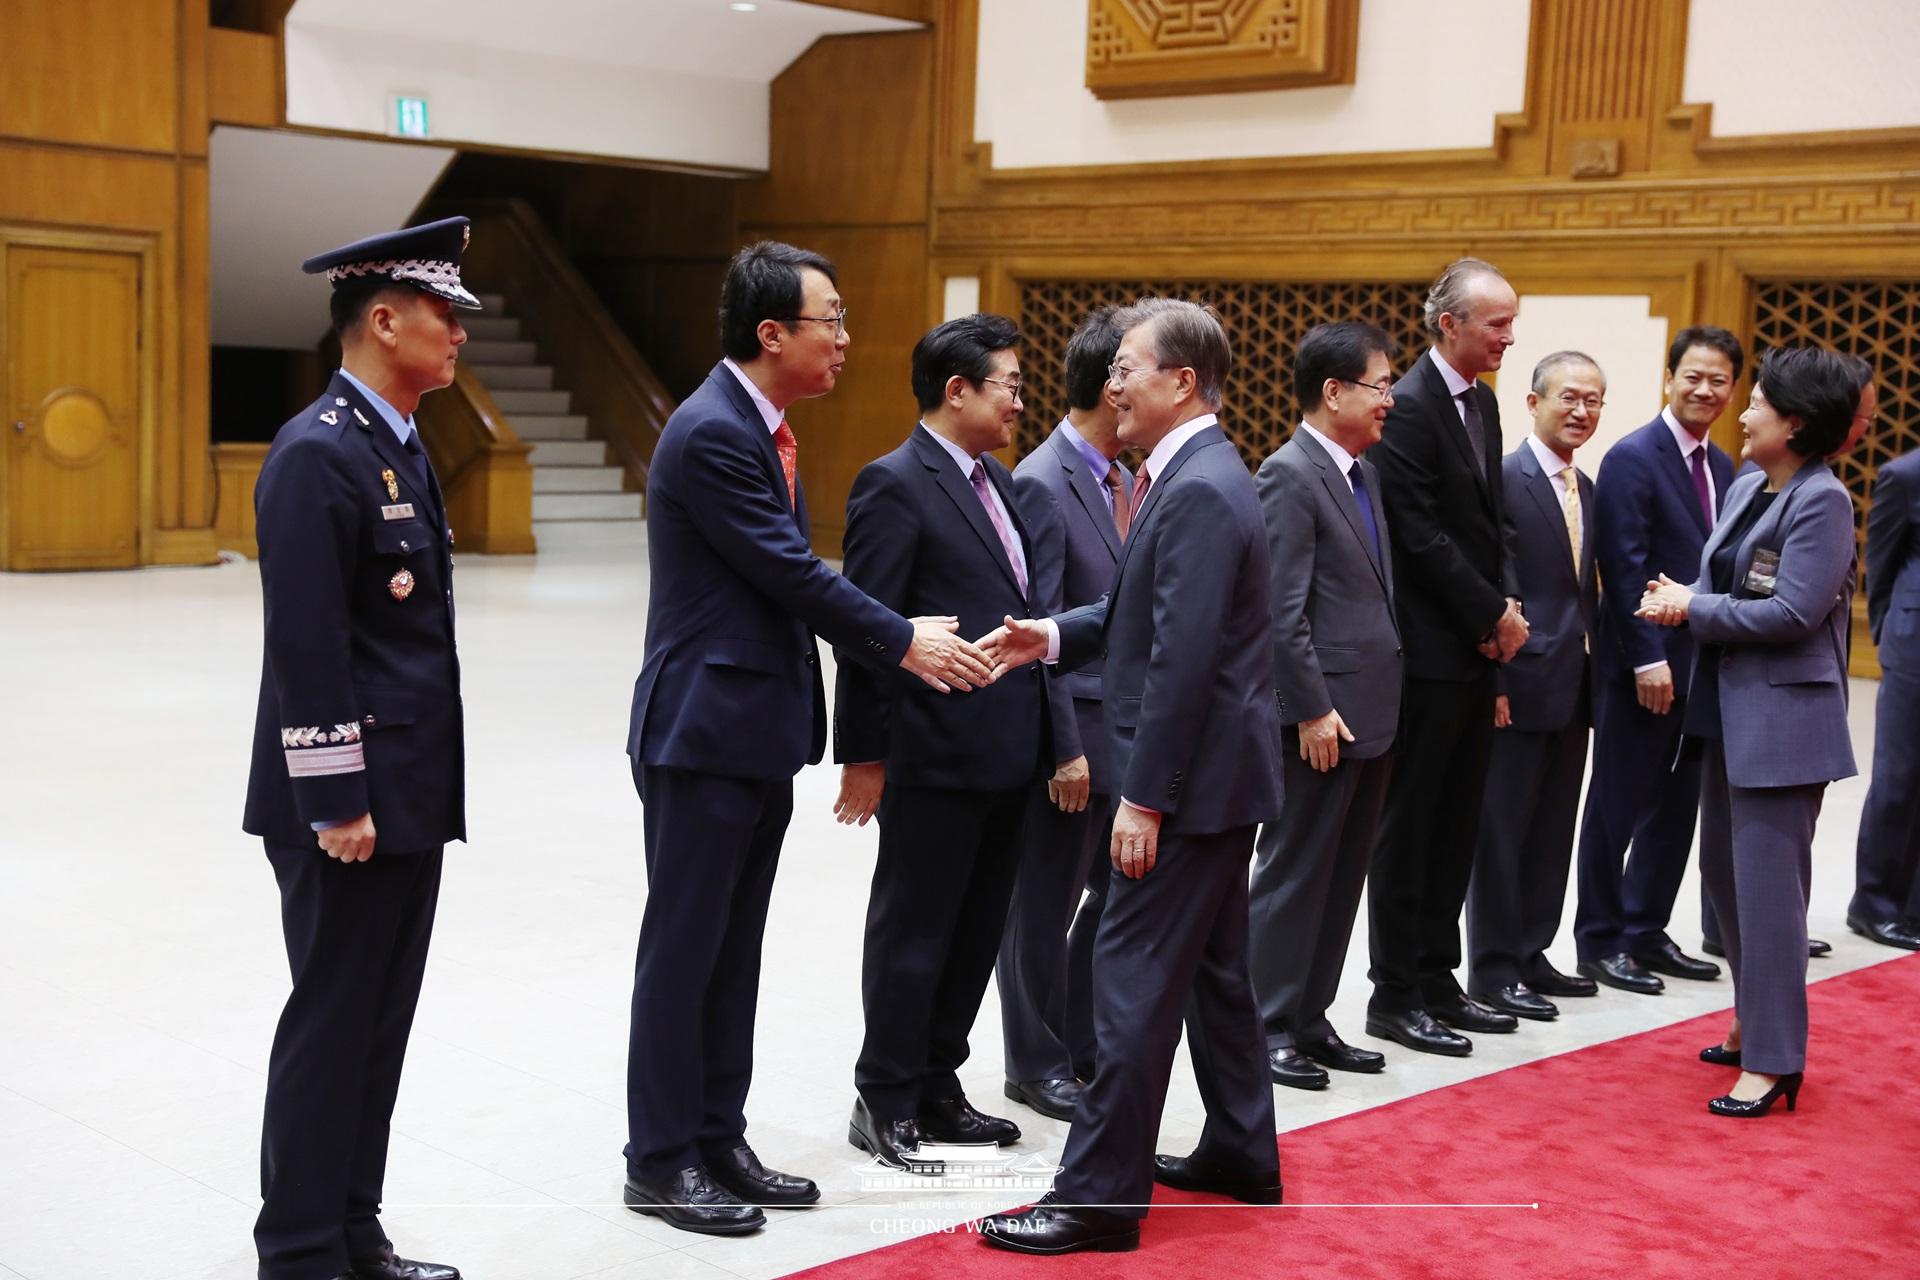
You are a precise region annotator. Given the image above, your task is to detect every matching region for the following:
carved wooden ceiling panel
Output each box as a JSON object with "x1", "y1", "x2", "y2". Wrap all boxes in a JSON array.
[{"x1": 1085, "y1": 0, "x2": 1359, "y2": 99}]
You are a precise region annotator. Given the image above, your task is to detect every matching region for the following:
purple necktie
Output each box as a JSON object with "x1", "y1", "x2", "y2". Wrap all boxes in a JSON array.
[
  {"x1": 1689, "y1": 447, "x2": 1714, "y2": 529},
  {"x1": 970, "y1": 461, "x2": 1028, "y2": 597}
]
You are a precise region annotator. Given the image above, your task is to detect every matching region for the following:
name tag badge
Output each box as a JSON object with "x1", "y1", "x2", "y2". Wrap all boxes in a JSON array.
[
  {"x1": 1745, "y1": 547, "x2": 1781, "y2": 597},
  {"x1": 382, "y1": 503, "x2": 416, "y2": 521}
]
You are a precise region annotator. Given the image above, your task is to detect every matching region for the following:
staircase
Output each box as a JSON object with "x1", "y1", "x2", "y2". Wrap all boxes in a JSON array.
[{"x1": 461, "y1": 291, "x2": 646, "y2": 549}]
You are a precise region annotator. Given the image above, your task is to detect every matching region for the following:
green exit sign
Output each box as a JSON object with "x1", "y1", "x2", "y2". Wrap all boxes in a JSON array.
[{"x1": 391, "y1": 95, "x2": 430, "y2": 139}]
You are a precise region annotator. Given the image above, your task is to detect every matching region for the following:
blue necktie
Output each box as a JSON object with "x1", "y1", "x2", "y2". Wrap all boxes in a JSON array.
[
  {"x1": 402, "y1": 427, "x2": 432, "y2": 496},
  {"x1": 1348, "y1": 465, "x2": 1383, "y2": 565}
]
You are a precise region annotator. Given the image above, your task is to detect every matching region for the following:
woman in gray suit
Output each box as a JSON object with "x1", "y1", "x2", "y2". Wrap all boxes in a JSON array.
[{"x1": 1639, "y1": 346, "x2": 1861, "y2": 1118}]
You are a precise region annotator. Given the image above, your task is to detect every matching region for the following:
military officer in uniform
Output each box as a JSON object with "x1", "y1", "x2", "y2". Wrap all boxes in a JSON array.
[{"x1": 243, "y1": 216, "x2": 477, "y2": 1280}]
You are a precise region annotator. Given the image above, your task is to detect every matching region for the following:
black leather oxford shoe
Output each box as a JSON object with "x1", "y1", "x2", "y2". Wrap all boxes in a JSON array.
[
  {"x1": 979, "y1": 1192, "x2": 1139, "y2": 1254},
  {"x1": 1631, "y1": 939, "x2": 1721, "y2": 980},
  {"x1": 624, "y1": 1166, "x2": 765, "y2": 1235},
  {"x1": 849, "y1": 1097, "x2": 932, "y2": 1172},
  {"x1": 1298, "y1": 1034, "x2": 1385, "y2": 1073},
  {"x1": 1152, "y1": 1150, "x2": 1283, "y2": 1204},
  {"x1": 1706, "y1": 937, "x2": 1831, "y2": 957},
  {"x1": 1577, "y1": 953, "x2": 1664, "y2": 995},
  {"x1": 1268, "y1": 1046, "x2": 1330, "y2": 1090},
  {"x1": 707, "y1": 1142, "x2": 819, "y2": 1207},
  {"x1": 1365, "y1": 1008, "x2": 1471, "y2": 1057},
  {"x1": 1525, "y1": 962, "x2": 1598, "y2": 998},
  {"x1": 1004, "y1": 1077, "x2": 1082, "y2": 1122},
  {"x1": 1430, "y1": 993, "x2": 1518, "y2": 1034},
  {"x1": 350, "y1": 1249, "x2": 460, "y2": 1280},
  {"x1": 920, "y1": 1094, "x2": 1020, "y2": 1146},
  {"x1": 1849, "y1": 914, "x2": 1920, "y2": 951},
  {"x1": 1476, "y1": 983, "x2": 1558, "y2": 1022}
]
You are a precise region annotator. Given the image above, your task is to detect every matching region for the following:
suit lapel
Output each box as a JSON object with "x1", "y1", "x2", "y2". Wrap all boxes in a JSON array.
[
  {"x1": 710, "y1": 364, "x2": 799, "y2": 528},
  {"x1": 1424, "y1": 356, "x2": 1491, "y2": 501},
  {"x1": 913, "y1": 426, "x2": 1028, "y2": 600},
  {"x1": 1297, "y1": 430, "x2": 1388, "y2": 592},
  {"x1": 335, "y1": 374, "x2": 440, "y2": 528},
  {"x1": 1361, "y1": 456, "x2": 1396, "y2": 605},
  {"x1": 1650, "y1": 418, "x2": 1713, "y2": 539},
  {"x1": 1520, "y1": 447, "x2": 1580, "y2": 589},
  {"x1": 1052, "y1": 427, "x2": 1123, "y2": 561},
  {"x1": 1108, "y1": 424, "x2": 1220, "y2": 600}
]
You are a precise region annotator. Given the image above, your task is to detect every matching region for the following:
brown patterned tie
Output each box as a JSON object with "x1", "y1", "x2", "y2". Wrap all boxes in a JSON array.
[{"x1": 1107, "y1": 461, "x2": 1130, "y2": 540}]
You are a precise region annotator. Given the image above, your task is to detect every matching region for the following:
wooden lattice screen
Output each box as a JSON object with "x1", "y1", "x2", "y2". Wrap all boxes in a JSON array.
[
  {"x1": 1750, "y1": 279, "x2": 1920, "y2": 570},
  {"x1": 1016, "y1": 279, "x2": 1430, "y2": 469}
]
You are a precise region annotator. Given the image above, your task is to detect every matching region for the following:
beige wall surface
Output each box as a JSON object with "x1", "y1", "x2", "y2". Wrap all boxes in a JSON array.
[{"x1": 1683, "y1": 0, "x2": 1920, "y2": 136}]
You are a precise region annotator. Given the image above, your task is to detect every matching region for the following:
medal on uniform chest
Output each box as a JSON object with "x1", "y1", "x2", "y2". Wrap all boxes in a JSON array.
[
  {"x1": 382, "y1": 468, "x2": 398, "y2": 501},
  {"x1": 388, "y1": 567, "x2": 415, "y2": 601}
]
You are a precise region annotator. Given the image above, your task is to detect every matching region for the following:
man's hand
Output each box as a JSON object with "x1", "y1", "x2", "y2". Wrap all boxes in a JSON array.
[
  {"x1": 1298, "y1": 708, "x2": 1354, "y2": 773},
  {"x1": 834, "y1": 762, "x2": 886, "y2": 826},
  {"x1": 1494, "y1": 694, "x2": 1512, "y2": 728},
  {"x1": 1636, "y1": 574, "x2": 1694, "y2": 628},
  {"x1": 1492, "y1": 598, "x2": 1530, "y2": 662},
  {"x1": 1048, "y1": 755, "x2": 1091, "y2": 813},
  {"x1": 976, "y1": 615, "x2": 1051, "y2": 680},
  {"x1": 900, "y1": 616, "x2": 995, "y2": 693},
  {"x1": 318, "y1": 812, "x2": 375, "y2": 862},
  {"x1": 1111, "y1": 802, "x2": 1161, "y2": 880},
  {"x1": 1634, "y1": 661, "x2": 1675, "y2": 716}
]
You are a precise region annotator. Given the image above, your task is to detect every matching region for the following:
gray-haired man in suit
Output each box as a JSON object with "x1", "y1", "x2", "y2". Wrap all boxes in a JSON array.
[
  {"x1": 1247, "y1": 322, "x2": 1402, "y2": 1091},
  {"x1": 1466, "y1": 352, "x2": 1605, "y2": 1022},
  {"x1": 996, "y1": 307, "x2": 1132, "y2": 1119}
]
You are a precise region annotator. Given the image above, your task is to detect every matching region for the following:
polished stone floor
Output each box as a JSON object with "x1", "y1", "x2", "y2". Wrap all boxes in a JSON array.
[{"x1": 0, "y1": 538, "x2": 1899, "y2": 1280}]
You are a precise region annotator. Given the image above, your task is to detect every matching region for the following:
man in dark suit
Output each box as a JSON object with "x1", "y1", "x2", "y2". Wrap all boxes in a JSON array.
[
  {"x1": 245, "y1": 217, "x2": 478, "y2": 1280},
  {"x1": 835, "y1": 313, "x2": 1053, "y2": 1167},
  {"x1": 622, "y1": 243, "x2": 994, "y2": 1235},
  {"x1": 1364, "y1": 258, "x2": 1530, "y2": 1058},
  {"x1": 977, "y1": 298, "x2": 1284, "y2": 1255},
  {"x1": 1247, "y1": 322, "x2": 1401, "y2": 1091},
  {"x1": 995, "y1": 307, "x2": 1130, "y2": 1120},
  {"x1": 1850, "y1": 424, "x2": 1920, "y2": 950},
  {"x1": 1466, "y1": 352, "x2": 1606, "y2": 1022},
  {"x1": 1574, "y1": 326, "x2": 1742, "y2": 993}
]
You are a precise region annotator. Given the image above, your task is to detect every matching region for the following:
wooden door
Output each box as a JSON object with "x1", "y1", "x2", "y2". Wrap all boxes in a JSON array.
[{"x1": 4, "y1": 244, "x2": 144, "y2": 570}]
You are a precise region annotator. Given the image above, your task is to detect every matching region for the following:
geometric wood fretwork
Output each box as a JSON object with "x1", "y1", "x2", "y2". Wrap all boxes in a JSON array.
[
  {"x1": 1750, "y1": 279, "x2": 1920, "y2": 578},
  {"x1": 1017, "y1": 277, "x2": 1428, "y2": 470},
  {"x1": 1085, "y1": 0, "x2": 1359, "y2": 99}
]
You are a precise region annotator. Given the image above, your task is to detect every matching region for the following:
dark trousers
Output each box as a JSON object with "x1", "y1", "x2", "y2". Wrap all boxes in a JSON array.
[
  {"x1": 257, "y1": 842, "x2": 443, "y2": 1280},
  {"x1": 857, "y1": 782, "x2": 1028, "y2": 1119},
  {"x1": 626, "y1": 763, "x2": 789, "y2": 1179},
  {"x1": 1573, "y1": 673, "x2": 1703, "y2": 960},
  {"x1": 1053, "y1": 826, "x2": 1276, "y2": 1217},
  {"x1": 1368, "y1": 673, "x2": 1496, "y2": 1012},
  {"x1": 996, "y1": 786, "x2": 1113, "y2": 1084},
  {"x1": 1697, "y1": 738, "x2": 1822, "y2": 1076},
  {"x1": 1851, "y1": 665, "x2": 1920, "y2": 923},
  {"x1": 1249, "y1": 745, "x2": 1393, "y2": 1049},
  {"x1": 1468, "y1": 714, "x2": 1590, "y2": 993}
]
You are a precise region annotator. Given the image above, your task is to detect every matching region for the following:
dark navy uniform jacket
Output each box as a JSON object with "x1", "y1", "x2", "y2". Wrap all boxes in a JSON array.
[{"x1": 243, "y1": 371, "x2": 466, "y2": 853}]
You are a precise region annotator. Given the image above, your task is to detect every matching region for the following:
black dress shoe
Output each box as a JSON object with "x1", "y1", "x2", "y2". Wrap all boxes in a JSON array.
[
  {"x1": 1631, "y1": 939, "x2": 1721, "y2": 981},
  {"x1": 1699, "y1": 1044, "x2": 1742, "y2": 1067},
  {"x1": 706, "y1": 1142, "x2": 819, "y2": 1207},
  {"x1": 1152, "y1": 1151, "x2": 1283, "y2": 1204},
  {"x1": 1849, "y1": 913, "x2": 1920, "y2": 951},
  {"x1": 849, "y1": 1097, "x2": 931, "y2": 1172},
  {"x1": 979, "y1": 1192, "x2": 1139, "y2": 1254},
  {"x1": 1298, "y1": 1034, "x2": 1385, "y2": 1073},
  {"x1": 623, "y1": 1167, "x2": 765, "y2": 1236},
  {"x1": 1267, "y1": 1047, "x2": 1330, "y2": 1091},
  {"x1": 1808, "y1": 936, "x2": 1831, "y2": 956},
  {"x1": 1364, "y1": 1008, "x2": 1471, "y2": 1057},
  {"x1": 1577, "y1": 954, "x2": 1664, "y2": 995},
  {"x1": 1701, "y1": 938, "x2": 1725, "y2": 958},
  {"x1": 1524, "y1": 963, "x2": 1598, "y2": 998},
  {"x1": 1709, "y1": 1071, "x2": 1803, "y2": 1117},
  {"x1": 1476, "y1": 983, "x2": 1558, "y2": 1022},
  {"x1": 1004, "y1": 1077, "x2": 1082, "y2": 1121},
  {"x1": 350, "y1": 1249, "x2": 460, "y2": 1280},
  {"x1": 1430, "y1": 993, "x2": 1518, "y2": 1034},
  {"x1": 920, "y1": 1095, "x2": 1020, "y2": 1146}
]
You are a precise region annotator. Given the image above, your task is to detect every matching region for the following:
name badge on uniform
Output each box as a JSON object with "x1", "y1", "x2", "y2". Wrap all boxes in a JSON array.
[
  {"x1": 382, "y1": 503, "x2": 416, "y2": 521},
  {"x1": 1745, "y1": 547, "x2": 1781, "y2": 597}
]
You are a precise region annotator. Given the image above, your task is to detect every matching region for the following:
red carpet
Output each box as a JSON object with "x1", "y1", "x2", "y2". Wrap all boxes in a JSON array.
[{"x1": 792, "y1": 955, "x2": 1919, "y2": 1280}]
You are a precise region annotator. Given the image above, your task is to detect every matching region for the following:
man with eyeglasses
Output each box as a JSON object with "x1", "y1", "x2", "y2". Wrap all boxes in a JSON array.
[
  {"x1": 833, "y1": 313, "x2": 1052, "y2": 1171},
  {"x1": 621, "y1": 242, "x2": 995, "y2": 1236},
  {"x1": 1574, "y1": 326, "x2": 1742, "y2": 997},
  {"x1": 1465, "y1": 351, "x2": 1606, "y2": 1024}
]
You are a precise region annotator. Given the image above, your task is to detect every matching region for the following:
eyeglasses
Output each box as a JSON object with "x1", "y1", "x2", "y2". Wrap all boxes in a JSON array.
[
  {"x1": 1555, "y1": 392, "x2": 1605, "y2": 412},
  {"x1": 788, "y1": 308, "x2": 848, "y2": 338},
  {"x1": 1337, "y1": 377, "x2": 1395, "y2": 399},
  {"x1": 981, "y1": 376, "x2": 1025, "y2": 398},
  {"x1": 1107, "y1": 362, "x2": 1167, "y2": 386}
]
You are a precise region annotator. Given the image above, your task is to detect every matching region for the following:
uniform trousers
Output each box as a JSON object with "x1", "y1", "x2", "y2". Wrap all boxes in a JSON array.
[
  {"x1": 257, "y1": 842, "x2": 442, "y2": 1280},
  {"x1": 1696, "y1": 738, "x2": 1822, "y2": 1076},
  {"x1": 1850, "y1": 666, "x2": 1920, "y2": 923},
  {"x1": 626, "y1": 764, "x2": 789, "y2": 1180},
  {"x1": 1052, "y1": 826, "x2": 1276, "y2": 1217}
]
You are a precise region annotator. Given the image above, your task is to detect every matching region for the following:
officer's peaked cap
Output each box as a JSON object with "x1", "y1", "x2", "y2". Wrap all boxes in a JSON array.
[{"x1": 301, "y1": 215, "x2": 481, "y2": 310}]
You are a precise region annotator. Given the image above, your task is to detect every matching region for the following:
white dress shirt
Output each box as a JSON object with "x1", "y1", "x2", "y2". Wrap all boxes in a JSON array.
[
  {"x1": 1661, "y1": 405, "x2": 1718, "y2": 512},
  {"x1": 722, "y1": 357, "x2": 785, "y2": 435},
  {"x1": 1528, "y1": 434, "x2": 1583, "y2": 515},
  {"x1": 1429, "y1": 348, "x2": 1475, "y2": 424},
  {"x1": 1297, "y1": 419, "x2": 1359, "y2": 489}
]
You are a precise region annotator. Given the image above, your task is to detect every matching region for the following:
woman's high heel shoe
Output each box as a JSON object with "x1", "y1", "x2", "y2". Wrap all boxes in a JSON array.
[
  {"x1": 1708, "y1": 1071, "x2": 1803, "y2": 1117},
  {"x1": 1700, "y1": 1044, "x2": 1742, "y2": 1066}
]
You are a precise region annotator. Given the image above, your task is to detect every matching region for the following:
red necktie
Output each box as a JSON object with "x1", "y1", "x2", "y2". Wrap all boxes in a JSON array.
[
  {"x1": 1130, "y1": 462, "x2": 1152, "y2": 520},
  {"x1": 773, "y1": 420, "x2": 798, "y2": 509},
  {"x1": 1107, "y1": 461, "x2": 1130, "y2": 541}
]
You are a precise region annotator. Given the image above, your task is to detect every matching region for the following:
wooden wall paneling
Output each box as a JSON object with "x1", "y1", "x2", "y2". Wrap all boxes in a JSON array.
[
  {"x1": 0, "y1": 0, "x2": 181, "y2": 154},
  {"x1": 212, "y1": 441, "x2": 268, "y2": 556},
  {"x1": 176, "y1": 158, "x2": 213, "y2": 535},
  {"x1": 208, "y1": 28, "x2": 281, "y2": 126},
  {"x1": 1084, "y1": 0, "x2": 1359, "y2": 101}
]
